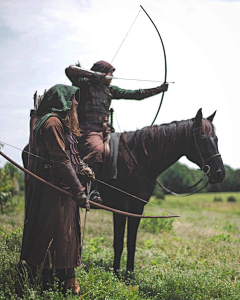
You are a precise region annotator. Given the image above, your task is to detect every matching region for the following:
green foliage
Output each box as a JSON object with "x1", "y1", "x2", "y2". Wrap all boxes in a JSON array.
[
  {"x1": 152, "y1": 188, "x2": 165, "y2": 199},
  {"x1": 207, "y1": 165, "x2": 240, "y2": 192},
  {"x1": 0, "y1": 227, "x2": 22, "y2": 298},
  {"x1": 0, "y1": 163, "x2": 24, "y2": 214},
  {"x1": 3, "y1": 163, "x2": 25, "y2": 193},
  {"x1": 140, "y1": 217, "x2": 174, "y2": 234},
  {"x1": 0, "y1": 192, "x2": 11, "y2": 214},
  {"x1": 210, "y1": 233, "x2": 234, "y2": 242},
  {"x1": 0, "y1": 192, "x2": 240, "y2": 299},
  {"x1": 228, "y1": 196, "x2": 237, "y2": 202},
  {"x1": 78, "y1": 267, "x2": 140, "y2": 299},
  {"x1": 214, "y1": 196, "x2": 223, "y2": 202},
  {"x1": 222, "y1": 221, "x2": 239, "y2": 234},
  {"x1": 0, "y1": 168, "x2": 12, "y2": 193},
  {"x1": 0, "y1": 167, "x2": 13, "y2": 214}
]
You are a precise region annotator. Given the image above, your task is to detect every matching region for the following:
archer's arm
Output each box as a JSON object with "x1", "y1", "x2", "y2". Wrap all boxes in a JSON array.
[
  {"x1": 65, "y1": 65, "x2": 106, "y2": 85},
  {"x1": 111, "y1": 83, "x2": 168, "y2": 100}
]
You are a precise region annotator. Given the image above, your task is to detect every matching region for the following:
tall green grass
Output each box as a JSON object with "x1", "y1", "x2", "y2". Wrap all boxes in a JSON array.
[{"x1": 0, "y1": 192, "x2": 240, "y2": 299}]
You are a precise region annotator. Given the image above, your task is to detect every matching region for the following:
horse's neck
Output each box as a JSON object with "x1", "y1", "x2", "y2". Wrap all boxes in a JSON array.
[{"x1": 134, "y1": 122, "x2": 193, "y2": 178}]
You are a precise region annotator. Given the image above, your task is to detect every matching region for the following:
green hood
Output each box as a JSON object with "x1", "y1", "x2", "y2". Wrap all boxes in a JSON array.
[
  {"x1": 33, "y1": 84, "x2": 79, "y2": 147},
  {"x1": 36, "y1": 84, "x2": 79, "y2": 116}
]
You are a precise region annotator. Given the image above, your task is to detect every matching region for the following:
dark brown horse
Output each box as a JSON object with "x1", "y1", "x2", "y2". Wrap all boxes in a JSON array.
[
  {"x1": 21, "y1": 108, "x2": 225, "y2": 273},
  {"x1": 97, "y1": 109, "x2": 225, "y2": 273}
]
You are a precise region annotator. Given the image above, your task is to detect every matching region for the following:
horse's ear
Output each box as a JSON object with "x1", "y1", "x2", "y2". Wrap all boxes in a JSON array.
[
  {"x1": 194, "y1": 108, "x2": 202, "y2": 128},
  {"x1": 207, "y1": 111, "x2": 217, "y2": 122}
]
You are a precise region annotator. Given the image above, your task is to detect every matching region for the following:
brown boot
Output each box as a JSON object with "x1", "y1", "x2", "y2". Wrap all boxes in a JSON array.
[{"x1": 64, "y1": 277, "x2": 81, "y2": 297}]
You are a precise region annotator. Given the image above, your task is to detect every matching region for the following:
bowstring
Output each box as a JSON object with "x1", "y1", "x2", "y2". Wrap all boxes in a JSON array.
[
  {"x1": 111, "y1": 8, "x2": 141, "y2": 64},
  {"x1": 0, "y1": 140, "x2": 49, "y2": 162},
  {"x1": 109, "y1": 8, "x2": 141, "y2": 134},
  {"x1": 96, "y1": 179, "x2": 178, "y2": 216}
]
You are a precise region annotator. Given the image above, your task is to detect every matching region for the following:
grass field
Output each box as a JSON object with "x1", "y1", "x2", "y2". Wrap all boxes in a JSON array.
[{"x1": 0, "y1": 192, "x2": 240, "y2": 299}]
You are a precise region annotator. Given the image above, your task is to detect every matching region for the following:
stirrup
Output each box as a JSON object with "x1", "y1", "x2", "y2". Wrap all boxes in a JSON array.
[{"x1": 89, "y1": 190, "x2": 102, "y2": 204}]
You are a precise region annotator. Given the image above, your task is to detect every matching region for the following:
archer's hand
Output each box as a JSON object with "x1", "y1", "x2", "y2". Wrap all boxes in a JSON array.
[
  {"x1": 73, "y1": 191, "x2": 90, "y2": 211},
  {"x1": 159, "y1": 82, "x2": 168, "y2": 92}
]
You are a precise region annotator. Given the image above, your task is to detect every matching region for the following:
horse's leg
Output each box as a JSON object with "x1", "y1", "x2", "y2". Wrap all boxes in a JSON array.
[
  {"x1": 126, "y1": 209, "x2": 143, "y2": 272},
  {"x1": 113, "y1": 213, "x2": 127, "y2": 273}
]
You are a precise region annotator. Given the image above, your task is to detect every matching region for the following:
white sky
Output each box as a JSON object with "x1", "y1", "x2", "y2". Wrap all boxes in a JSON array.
[{"x1": 0, "y1": 0, "x2": 239, "y2": 170}]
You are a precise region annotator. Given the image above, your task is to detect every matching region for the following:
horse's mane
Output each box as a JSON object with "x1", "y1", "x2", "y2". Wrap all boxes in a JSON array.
[{"x1": 121, "y1": 118, "x2": 216, "y2": 173}]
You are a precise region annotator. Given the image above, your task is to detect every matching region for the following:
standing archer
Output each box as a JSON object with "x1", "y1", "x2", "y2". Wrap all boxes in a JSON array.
[
  {"x1": 65, "y1": 60, "x2": 168, "y2": 202},
  {"x1": 20, "y1": 84, "x2": 94, "y2": 296}
]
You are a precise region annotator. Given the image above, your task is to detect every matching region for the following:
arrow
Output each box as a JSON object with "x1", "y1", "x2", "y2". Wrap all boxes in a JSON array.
[{"x1": 106, "y1": 76, "x2": 174, "y2": 83}]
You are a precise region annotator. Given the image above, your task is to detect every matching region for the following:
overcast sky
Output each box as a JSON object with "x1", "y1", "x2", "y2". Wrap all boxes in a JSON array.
[{"x1": 0, "y1": 0, "x2": 239, "y2": 170}]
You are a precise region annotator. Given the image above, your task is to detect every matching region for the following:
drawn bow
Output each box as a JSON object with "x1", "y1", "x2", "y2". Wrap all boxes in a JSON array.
[
  {"x1": 111, "y1": 6, "x2": 167, "y2": 125},
  {"x1": 140, "y1": 5, "x2": 167, "y2": 125}
]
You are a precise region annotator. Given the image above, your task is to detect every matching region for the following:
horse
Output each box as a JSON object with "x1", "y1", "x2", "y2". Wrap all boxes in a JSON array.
[
  {"x1": 22, "y1": 108, "x2": 225, "y2": 273},
  {"x1": 96, "y1": 108, "x2": 225, "y2": 273}
]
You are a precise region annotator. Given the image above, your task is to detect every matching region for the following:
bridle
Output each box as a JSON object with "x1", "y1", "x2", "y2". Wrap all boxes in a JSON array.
[{"x1": 192, "y1": 127, "x2": 221, "y2": 176}]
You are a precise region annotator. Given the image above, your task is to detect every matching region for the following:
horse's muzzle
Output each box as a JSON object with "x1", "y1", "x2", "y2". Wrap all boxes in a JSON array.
[{"x1": 209, "y1": 168, "x2": 225, "y2": 184}]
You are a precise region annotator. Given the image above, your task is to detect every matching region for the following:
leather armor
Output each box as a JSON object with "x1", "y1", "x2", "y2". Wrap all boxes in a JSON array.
[
  {"x1": 82, "y1": 84, "x2": 112, "y2": 126},
  {"x1": 65, "y1": 133, "x2": 84, "y2": 174},
  {"x1": 65, "y1": 133, "x2": 94, "y2": 179}
]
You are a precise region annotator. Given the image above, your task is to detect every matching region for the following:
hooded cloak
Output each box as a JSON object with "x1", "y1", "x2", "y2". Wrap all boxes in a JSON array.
[{"x1": 21, "y1": 84, "x2": 82, "y2": 270}]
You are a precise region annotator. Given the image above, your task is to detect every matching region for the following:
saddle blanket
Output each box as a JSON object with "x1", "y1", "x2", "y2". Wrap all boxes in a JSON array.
[{"x1": 101, "y1": 132, "x2": 121, "y2": 181}]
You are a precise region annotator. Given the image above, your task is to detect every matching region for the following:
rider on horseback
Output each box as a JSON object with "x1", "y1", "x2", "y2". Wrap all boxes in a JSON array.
[{"x1": 65, "y1": 60, "x2": 168, "y2": 203}]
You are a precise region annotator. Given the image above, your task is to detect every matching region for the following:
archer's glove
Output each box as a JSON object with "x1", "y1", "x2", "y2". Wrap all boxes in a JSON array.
[
  {"x1": 159, "y1": 82, "x2": 168, "y2": 92},
  {"x1": 73, "y1": 191, "x2": 90, "y2": 211}
]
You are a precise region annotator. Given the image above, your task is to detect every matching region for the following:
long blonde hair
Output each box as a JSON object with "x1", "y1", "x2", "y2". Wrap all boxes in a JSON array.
[{"x1": 64, "y1": 102, "x2": 81, "y2": 137}]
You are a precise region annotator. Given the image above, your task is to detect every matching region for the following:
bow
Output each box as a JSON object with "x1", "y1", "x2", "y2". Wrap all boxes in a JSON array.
[
  {"x1": 140, "y1": 5, "x2": 167, "y2": 126},
  {"x1": 0, "y1": 150, "x2": 179, "y2": 219}
]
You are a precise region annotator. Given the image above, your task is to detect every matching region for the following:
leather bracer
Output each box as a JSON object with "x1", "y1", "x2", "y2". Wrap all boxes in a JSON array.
[{"x1": 58, "y1": 164, "x2": 84, "y2": 196}]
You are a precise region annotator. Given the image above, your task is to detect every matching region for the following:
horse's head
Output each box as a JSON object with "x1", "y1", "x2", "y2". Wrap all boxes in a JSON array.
[{"x1": 186, "y1": 109, "x2": 225, "y2": 184}]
